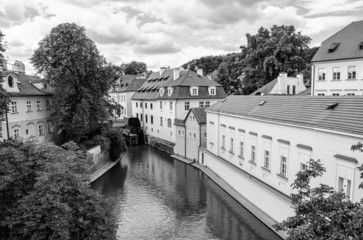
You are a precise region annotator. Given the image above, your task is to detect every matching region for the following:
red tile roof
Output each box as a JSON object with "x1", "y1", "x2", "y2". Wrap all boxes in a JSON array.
[
  {"x1": 207, "y1": 95, "x2": 363, "y2": 136},
  {"x1": 312, "y1": 20, "x2": 363, "y2": 62}
]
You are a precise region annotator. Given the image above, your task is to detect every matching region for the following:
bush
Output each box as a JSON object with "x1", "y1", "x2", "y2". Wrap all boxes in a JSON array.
[{"x1": 106, "y1": 129, "x2": 125, "y2": 161}]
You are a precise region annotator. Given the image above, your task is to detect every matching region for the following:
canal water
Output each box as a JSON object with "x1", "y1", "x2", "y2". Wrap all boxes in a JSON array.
[{"x1": 91, "y1": 145, "x2": 282, "y2": 240}]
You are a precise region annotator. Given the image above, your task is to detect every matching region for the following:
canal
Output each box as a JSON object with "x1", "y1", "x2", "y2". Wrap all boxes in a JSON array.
[{"x1": 91, "y1": 145, "x2": 282, "y2": 240}]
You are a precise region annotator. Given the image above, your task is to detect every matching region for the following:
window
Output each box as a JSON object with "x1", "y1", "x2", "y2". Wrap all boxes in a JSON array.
[
  {"x1": 151, "y1": 116, "x2": 153, "y2": 124},
  {"x1": 11, "y1": 101, "x2": 17, "y2": 113},
  {"x1": 287, "y1": 85, "x2": 290, "y2": 95},
  {"x1": 347, "y1": 93, "x2": 355, "y2": 96},
  {"x1": 145, "y1": 114, "x2": 148, "y2": 123},
  {"x1": 318, "y1": 68, "x2": 326, "y2": 80},
  {"x1": 317, "y1": 93, "x2": 325, "y2": 96},
  {"x1": 280, "y1": 156, "x2": 287, "y2": 176},
  {"x1": 199, "y1": 101, "x2": 204, "y2": 107},
  {"x1": 230, "y1": 138, "x2": 234, "y2": 153},
  {"x1": 38, "y1": 123, "x2": 44, "y2": 135},
  {"x1": 159, "y1": 88, "x2": 164, "y2": 96},
  {"x1": 8, "y1": 76, "x2": 14, "y2": 87},
  {"x1": 333, "y1": 67, "x2": 340, "y2": 80},
  {"x1": 169, "y1": 102, "x2": 173, "y2": 111},
  {"x1": 191, "y1": 87, "x2": 199, "y2": 96},
  {"x1": 136, "y1": 113, "x2": 139, "y2": 119},
  {"x1": 292, "y1": 86, "x2": 296, "y2": 95},
  {"x1": 160, "y1": 117, "x2": 163, "y2": 126},
  {"x1": 185, "y1": 102, "x2": 190, "y2": 111},
  {"x1": 348, "y1": 66, "x2": 356, "y2": 79},
  {"x1": 140, "y1": 114, "x2": 143, "y2": 121},
  {"x1": 145, "y1": 103, "x2": 147, "y2": 109},
  {"x1": 37, "y1": 100, "x2": 42, "y2": 111},
  {"x1": 239, "y1": 142, "x2": 244, "y2": 158},
  {"x1": 300, "y1": 163, "x2": 308, "y2": 171},
  {"x1": 26, "y1": 101, "x2": 31, "y2": 111},
  {"x1": 150, "y1": 103, "x2": 153, "y2": 110},
  {"x1": 264, "y1": 150, "x2": 270, "y2": 169},
  {"x1": 168, "y1": 88, "x2": 173, "y2": 96},
  {"x1": 160, "y1": 101, "x2": 162, "y2": 110},
  {"x1": 210, "y1": 88, "x2": 216, "y2": 95},
  {"x1": 13, "y1": 127, "x2": 20, "y2": 139},
  {"x1": 205, "y1": 102, "x2": 210, "y2": 107},
  {"x1": 46, "y1": 99, "x2": 51, "y2": 110},
  {"x1": 48, "y1": 122, "x2": 53, "y2": 133},
  {"x1": 193, "y1": 133, "x2": 196, "y2": 139},
  {"x1": 332, "y1": 93, "x2": 340, "y2": 96},
  {"x1": 167, "y1": 119, "x2": 172, "y2": 128},
  {"x1": 136, "y1": 102, "x2": 138, "y2": 108},
  {"x1": 251, "y1": 146, "x2": 256, "y2": 162},
  {"x1": 338, "y1": 177, "x2": 351, "y2": 199},
  {"x1": 222, "y1": 135, "x2": 225, "y2": 149}
]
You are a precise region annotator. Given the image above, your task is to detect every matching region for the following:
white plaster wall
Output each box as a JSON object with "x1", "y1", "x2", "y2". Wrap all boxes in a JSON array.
[
  {"x1": 174, "y1": 125, "x2": 185, "y2": 156},
  {"x1": 185, "y1": 111, "x2": 201, "y2": 160},
  {"x1": 270, "y1": 77, "x2": 306, "y2": 95},
  {"x1": 314, "y1": 59, "x2": 363, "y2": 95},
  {"x1": 159, "y1": 100, "x2": 176, "y2": 143}
]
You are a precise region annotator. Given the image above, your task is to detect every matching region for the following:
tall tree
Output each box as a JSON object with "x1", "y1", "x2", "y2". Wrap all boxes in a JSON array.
[
  {"x1": 121, "y1": 61, "x2": 147, "y2": 75},
  {"x1": 31, "y1": 23, "x2": 120, "y2": 144},
  {"x1": 241, "y1": 25, "x2": 311, "y2": 94},
  {"x1": 0, "y1": 30, "x2": 9, "y2": 138},
  {"x1": 275, "y1": 159, "x2": 363, "y2": 239},
  {"x1": 216, "y1": 53, "x2": 245, "y2": 94},
  {"x1": 181, "y1": 55, "x2": 224, "y2": 75}
]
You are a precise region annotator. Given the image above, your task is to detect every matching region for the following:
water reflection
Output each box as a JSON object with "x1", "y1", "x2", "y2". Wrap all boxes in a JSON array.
[{"x1": 91, "y1": 145, "x2": 281, "y2": 240}]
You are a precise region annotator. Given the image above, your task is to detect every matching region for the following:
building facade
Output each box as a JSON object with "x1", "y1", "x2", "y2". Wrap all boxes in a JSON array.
[
  {"x1": 200, "y1": 95, "x2": 363, "y2": 222},
  {"x1": 251, "y1": 73, "x2": 306, "y2": 95},
  {"x1": 0, "y1": 67, "x2": 54, "y2": 142},
  {"x1": 312, "y1": 20, "x2": 363, "y2": 96}
]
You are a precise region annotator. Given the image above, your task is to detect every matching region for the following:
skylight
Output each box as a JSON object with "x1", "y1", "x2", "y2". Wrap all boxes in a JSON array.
[
  {"x1": 328, "y1": 42, "x2": 340, "y2": 53},
  {"x1": 326, "y1": 103, "x2": 339, "y2": 110},
  {"x1": 258, "y1": 100, "x2": 267, "y2": 106}
]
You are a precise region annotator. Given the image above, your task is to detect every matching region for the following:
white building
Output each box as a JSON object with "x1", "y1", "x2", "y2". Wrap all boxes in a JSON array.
[
  {"x1": 0, "y1": 64, "x2": 54, "y2": 142},
  {"x1": 109, "y1": 74, "x2": 146, "y2": 121},
  {"x1": 132, "y1": 67, "x2": 227, "y2": 153},
  {"x1": 312, "y1": 20, "x2": 363, "y2": 96},
  {"x1": 251, "y1": 73, "x2": 306, "y2": 95},
  {"x1": 200, "y1": 95, "x2": 363, "y2": 222}
]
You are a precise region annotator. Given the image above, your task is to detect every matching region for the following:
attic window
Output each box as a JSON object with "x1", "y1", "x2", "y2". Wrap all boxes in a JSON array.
[
  {"x1": 326, "y1": 103, "x2": 339, "y2": 110},
  {"x1": 360, "y1": 41, "x2": 363, "y2": 50},
  {"x1": 328, "y1": 42, "x2": 340, "y2": 53},
  {"x1": 8, "y1": 76, "x2": 14, "y2": 88},
  {"x1": 258, "y1": 100, "x2": 266, "y2": 106}
]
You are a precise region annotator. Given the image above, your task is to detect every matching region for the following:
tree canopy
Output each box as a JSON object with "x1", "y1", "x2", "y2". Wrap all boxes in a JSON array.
[
  {"x1": 0, "y1": 30, "x2": 9, "y2": 136},
  {"x1": 0, "y1": 140, "x2": 116, "y2": 240},
  {"x1": 181, "y1": 55, "x2": 224, "y2": 75},
  {"x1": 216, "y1": 53, "x2": 245, "y2": 94},
  {"x1": 121, "y1": 61, "x2": 147, "y2": 75},
  {"x1": 275, "y1": 159, "x2": 363, "y2": 239},
  {"x1": 31, "y1": 23, "x2": 120, "y2": 144}
]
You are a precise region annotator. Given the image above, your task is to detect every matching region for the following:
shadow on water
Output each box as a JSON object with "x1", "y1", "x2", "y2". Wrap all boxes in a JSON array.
[{"x1": 91, "y1": 145, "x2": 282, "y2": 240}]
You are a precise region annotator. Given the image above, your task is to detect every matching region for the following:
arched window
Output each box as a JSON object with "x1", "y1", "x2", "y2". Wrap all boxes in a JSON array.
[
  {"x1": 38, "y1": 122, "x2": 44, "y2": 135},
  {"x1": 8, "y1": 76, "x2": 14, "y2": 88}
]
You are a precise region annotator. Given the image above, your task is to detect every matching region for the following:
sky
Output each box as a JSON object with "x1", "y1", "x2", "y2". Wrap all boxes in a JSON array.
[{"x1": 0, "y1": 0, "x2": 363, "y2": 74}]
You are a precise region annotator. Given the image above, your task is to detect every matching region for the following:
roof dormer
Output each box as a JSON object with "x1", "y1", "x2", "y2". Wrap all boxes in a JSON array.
[
  {"x1": 190, "y1": 86, "x2": 199, "y2": 96},
  {"x1": 1, "y1": 74, "x2": 20, "y2": 93},
  {"x1": 167, "y1": 87, "x2": 173, "y2": 96},
  {"x1": 159, "y1": 87, "x2": 165, "y2": 96},
  {"x1": 208, "y1": 86, "x2": 216, "y2": 95}
]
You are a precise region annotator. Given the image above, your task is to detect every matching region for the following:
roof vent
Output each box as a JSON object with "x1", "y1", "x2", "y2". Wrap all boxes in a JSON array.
[
  {"x1": 258, "y1": 100, "x2": 266, "y2": 106},
  {"x1": 326, "y1": 103, "x2": 339, "y2": 110},
  {"x1": 328, "y1": 42, "x2": 340, "y2": 53}
]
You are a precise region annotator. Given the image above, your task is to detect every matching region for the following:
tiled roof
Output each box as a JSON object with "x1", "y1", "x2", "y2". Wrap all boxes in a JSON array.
[
  {"x1": 189, "y1": 107, "x2": 206, "y2": 124},
  {"x1": 207, "y1": 95, "x2": 363, "y2": 136},
  {"x1": 163, "y1": 70, "x2": 222, "y2": 87},
  {"x1": 312, "y1": 20, "x2": 363, "y2": 62},
  {"x1": 174, "y1": 118, "x2": 185, "y2": 126},
  {"x1": 8, "y1": 74, "x2": 52, "y2": 97},
  {"x1": 157, "y1": 85, "x2": 226, "y2": 100},
  {"x1": 114, "y1": 75, "x2": 137, "y2": 92},
  {"x1": 250, "y1": 79, "x2": 278, "y2": 95},
  {"x1": 296, "y1": 87, "x2": 311, "y2": 96},
  {"x1": 125, "y1": 78, "x2": 146, "y2": 92}
]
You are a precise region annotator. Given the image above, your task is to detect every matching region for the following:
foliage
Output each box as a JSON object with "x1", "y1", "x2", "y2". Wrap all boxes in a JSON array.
[
  {"x1": 216, "y1": 53, "x2": 245, "y2": 94},
  {"x1": 106, "y1": 129, "x2": 125, "y2": 161},
  {"x1": 181, "y1": 55, "x2": 224, "y2": 75},
  {"x1": 240, "y1": 25, "x2": 311, "y2": 94},
  {"x1": 275, "y1": 159, "x2": 363, "y2": 240},
  {"x1": 0, "y1": 30, "x2": 9, "y2": 132},
  {"x1": 121, "y1": 61, "x2": 147, "y2": 75},
  {"x1": 352, "y1": 142, "x2": 363, "y2": 189},
  {"x1": 0, "y1": 140, "x2": 116, "y2": 240},
  {"x1": 31, "y1": 23, "x2": 120, "y2": 144}
]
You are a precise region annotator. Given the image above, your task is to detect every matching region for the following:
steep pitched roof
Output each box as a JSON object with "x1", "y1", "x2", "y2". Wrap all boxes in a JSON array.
[
  {"x1": 125, "y1": 78, "x2": 146, "y2": 92},
  {"x1": 163, "y1": 70, "x2": 222, "y2": 87},
  {"x1": 114, "y1": 75, "x2": 138, "y2": 92},
  {"x1": 312, "y1": 20, "x2": 363, "y2": 62},
  {"x1": 250, "y1": 79, "x2": 278, "y2": 95},
  {"x1": 207, "y1": 95, "x2": 363, "y2": 136},
  {"x1": 8, "y1": 74, "x2": 52, "y2": 97},
  {"x1": 189, "y1": 107, "x2": 206, "y2": 124}
]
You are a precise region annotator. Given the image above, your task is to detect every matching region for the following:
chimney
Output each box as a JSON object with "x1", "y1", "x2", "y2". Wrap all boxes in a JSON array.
[
  {"x1": 278, "y1": 72, "x2": 287, "y2": 94},
  {"x1": 197, "y1": 68, "x2": 203, "y2": 76},
  {"x1": 14, "y1": 60, "x2": 25, "y2": 73},
  {"x1": 173, "y1": 68, "x2": 180, "y2": 80},
  {"x1": 297, "y1": 73, "x2": 304, "y2": 85}
]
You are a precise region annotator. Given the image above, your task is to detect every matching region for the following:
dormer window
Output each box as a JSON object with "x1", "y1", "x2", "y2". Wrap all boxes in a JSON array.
[
  {"x1": 209, "y1": 86, "x2": 216, "y2": 95},
  {"x1": 190, "y1": 87, "x2": 199, "y2": 96},
  {"x1": 159, "y1": 88, "x2": 164, "y2": 96},
  {"x1": 167, "y1": 87, "x2": 173, "y2": 96},
  {"x1": 8, "y1": 76, "x2": 14, "y2": 88},
  {"x1": 360, "y1": 41, "x2": 363, "y2": 50},
  {"x1": 328, "y1": 42, "x2": 340, "y2": 53}
]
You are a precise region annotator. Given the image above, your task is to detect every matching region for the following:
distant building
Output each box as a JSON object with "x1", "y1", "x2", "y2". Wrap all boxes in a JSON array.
[
  {"x1": 200, "y1": 95, "x2": 363, "y2": 222},
  {"x1": 174, "y1": 108, "x2": 207, "y2": 160},
  {"x1": 109, "y1": 74, "x2": 146, "y2": 121},
  {"x1": 132, "y1": 67, "x2": 227, "y2": 153},
  {"x1": 311, "y1": 20, "x2": 363, "y2": 96},
  {"x1": 0, "y1": 62, "x2": 54, "y2": 142},
  {"x1": 251, "y1": 73, "x2": 306, "y2": 95}
]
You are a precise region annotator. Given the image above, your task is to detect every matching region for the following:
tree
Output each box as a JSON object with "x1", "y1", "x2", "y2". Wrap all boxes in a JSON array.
[
  {"x1": 181, "y1": 55, "x2": 224, "y2": 75},
  {"x1": 0, "y1": 30, "x2": 9, "y2": 139},
  {"x1": 31, "y1": 23, "x2": 120, "y2": 144},
  {"x1": 275, "y1": 159, "x2": 363, "y2": 239},
  {"x1": 0, "y1": 141, "x2": 116, "y2": 240},
  {"x1": 121, "y1": 61, "x2": 147, "y2": 75},
  {"x1": 240, "y1": 25, "x2": 311, "y2": 94}
]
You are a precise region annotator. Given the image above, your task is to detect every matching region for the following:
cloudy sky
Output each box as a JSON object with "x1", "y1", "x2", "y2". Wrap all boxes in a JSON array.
[{"x1": 1, "y1": 0, "x2": 363, "y2": 74}]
